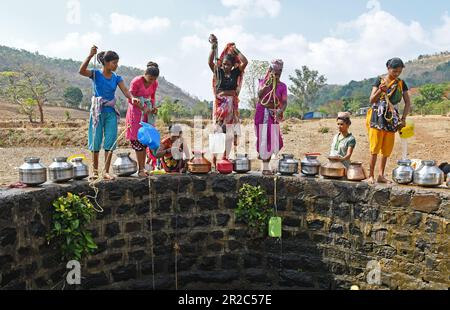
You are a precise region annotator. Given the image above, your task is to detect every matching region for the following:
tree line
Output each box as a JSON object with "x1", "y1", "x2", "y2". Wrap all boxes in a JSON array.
[{"x1": 1, "y1": 60, "x2": 448, "y2": 123}]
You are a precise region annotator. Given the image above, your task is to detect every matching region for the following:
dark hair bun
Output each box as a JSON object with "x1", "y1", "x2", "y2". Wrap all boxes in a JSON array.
[
  {"x1": 145, "y1": 61, "x2": 160, "y2": 77},
  {"x1": 97, "y1": 51, "x2": 119, "y2": 66},
  {"x1": 97, "y1": 52, "x2": 106, "y2": 65},
  {"x1": 147, "y1": 61, "x2": 159, "y2": 69},
  {"x1": 386, "y1": 57, "x2": 405, "y2": 69}
]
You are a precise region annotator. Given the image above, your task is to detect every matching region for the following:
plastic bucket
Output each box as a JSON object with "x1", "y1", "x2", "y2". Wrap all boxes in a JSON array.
[{"x1": 138, "y1": 122, "x2": 161, "y2": 150}]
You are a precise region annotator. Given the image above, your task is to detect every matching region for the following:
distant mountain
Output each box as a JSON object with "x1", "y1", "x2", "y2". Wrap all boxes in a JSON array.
[
  {"x1": 312, "y1": 51, "x2": 450, "y2": 108},
  {"x1": 0, "y1": 45, "x2": 199, "y2": 112}
]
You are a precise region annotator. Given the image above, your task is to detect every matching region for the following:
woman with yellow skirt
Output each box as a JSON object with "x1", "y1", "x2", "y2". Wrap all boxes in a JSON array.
[{"x1": 367, "y1": 58, "x2": 411, "y2": 184}]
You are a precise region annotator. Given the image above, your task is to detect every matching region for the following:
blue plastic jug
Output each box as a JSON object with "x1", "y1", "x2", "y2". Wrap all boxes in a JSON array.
[{"x1": 138, "y1": 122, "x2": 160, "y2": 150}]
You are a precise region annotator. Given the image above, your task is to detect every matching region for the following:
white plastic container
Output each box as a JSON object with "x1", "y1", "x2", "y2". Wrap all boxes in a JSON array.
[{"x1": 209, "y1": 133, "x2": 226, "y2": 154}]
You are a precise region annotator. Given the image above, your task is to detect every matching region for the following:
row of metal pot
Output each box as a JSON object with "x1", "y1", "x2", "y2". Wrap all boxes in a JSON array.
[
  {"x1": 393, "y1": 159, "x2": 448, "y2": 187},
  {"x1": 19, "y1": 157, "x2": 89, "y2": 186},
  {"x1": 18, "y1": 153, "x2": 140, "y2": 186},
  {"x1": 188, "y1": 151, "x2": 251, "y2": 175},
  {"x1": 20, "y1": 153, "x2": 449, "y2": 188},
  {"x1": 288, "y1": 154, "x2": 449, "y2": 187},
  {"x1": 278, "y1": 154, "x2": 367, "y2": 181}
]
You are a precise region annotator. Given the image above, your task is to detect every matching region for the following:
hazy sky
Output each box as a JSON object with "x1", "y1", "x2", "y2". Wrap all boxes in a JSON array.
[{"x1": 1, "y1": 0, "x2": 449, "y2": 102}]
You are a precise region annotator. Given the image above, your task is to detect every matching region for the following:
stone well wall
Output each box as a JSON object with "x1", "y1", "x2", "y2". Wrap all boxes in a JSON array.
[{"x1": 0, "y1": 174, "x2": 449, "y2": 290}]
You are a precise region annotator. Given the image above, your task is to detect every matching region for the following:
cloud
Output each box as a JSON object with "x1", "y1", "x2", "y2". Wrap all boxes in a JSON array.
[
  {"x1": 208, "y1": 0, "x2": 281, "y2": 26},
  {"x1": 6, "y1": 39, "x2": 40, "y2": 52},
  {"x1": 432, "y1": 11, "x2": 450, "y2": 49},
  {"x1": 90, "y1": 13, "x2": 106, "y2": 28},
  {"x1": 45, "y1": 32, "x2": 102, "y2": 57},
  {"x1": 221, "y1": 0, "x2": 281, "y2": 18},
  {"x1": 180, "y1": 35, "x2": 209, "y2": 54},
  {"x1": 178, "y1": 0, "x2": 449, "y2": 101},
  {"x1": 109, "y1": 13, "x2": 171, "y2": 35}
]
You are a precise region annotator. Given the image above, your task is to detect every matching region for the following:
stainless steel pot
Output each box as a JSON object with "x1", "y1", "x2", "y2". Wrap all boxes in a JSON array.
[
  {"x1": 233, "y1": 154, "x2": 251, "y2": 173},
  {"x1": 413, "y1": 160, "x2": 444, "y2": 187},
  {"x1": 113, "y1": 153, "x2": 138, "y2": 177},
  {"x1": 278, "y1": 154, "x2": 299, "y2": 176},
  {"x1": 49, "y1": 157, "x2": 74, "y2": 183},
  {"x1": 301, "y1": 154, "x2": 321, "y2": 176},
  {"x1": 392, "y1": 159, "x2": 414, "y2": 184},
  {"x1": 447, "y1": 173, "x2": 450, "y2": 188},
  {"x1": 19, "y1": 157, "x2": 47, "y2": 186},
  {"x1": 71, "y1": 157, "x2": 89, "y2": 180}
]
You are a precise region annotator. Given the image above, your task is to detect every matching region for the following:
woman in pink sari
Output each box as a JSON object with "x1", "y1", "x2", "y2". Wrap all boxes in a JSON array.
[
  {"x1": 126, "y1": 62, "x2": 159, "y2": 177},
  {"x1": 254, "y1": 59, "x2": 288, "y2": 175}
]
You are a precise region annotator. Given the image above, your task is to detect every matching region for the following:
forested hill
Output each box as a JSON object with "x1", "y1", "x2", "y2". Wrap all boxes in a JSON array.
[
  {"x1": 0, "y1": 45, "x2": 199, "y2": 111},
  {"x1": 312, "y1": 51, "x2": 450, "y2": 108}
]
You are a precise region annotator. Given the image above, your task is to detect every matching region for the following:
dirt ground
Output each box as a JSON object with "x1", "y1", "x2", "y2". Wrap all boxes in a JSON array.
[{"x1": 0, "y1": 102, "x2": 449, "y2": 187}]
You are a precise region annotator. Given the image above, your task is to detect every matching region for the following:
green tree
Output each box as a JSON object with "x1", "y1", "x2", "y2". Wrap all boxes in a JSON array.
[
  {"x1": 243, "y1": 60, "x2": 270, "y2": 111},
  {"x1": 413, "y1": 83, "x2": 446, "y2": 115},
  {"x1": 321, "y1": 100, "x2": 344, "y2": 116},
  {"x1": 0, "y1": 65, "x2": 56, "y2": 123},
  {"x1": 63, "y1": 86, "x2": 83, "y2": 108},
  {"x1": 284, "y1": 104, "x2": 302, "y2": 119},
  {"x1": 343, "y1": 97, "x2": 365, "y2": 114},
  {"x1": 19, "y1": 98, "x2": 38, "y2": 123},
  {"x1": 418, "y1": 84, "x2": 445, "y2": 102},
  {"x1": 0, "y1": 71, "x2": 37, "y2": 122},
  {"x1": 289, "y1": 66, "x2": 327, "y2": 117},
  {"x1": 191, "y1": 100, "x2": 212, "y2": 117},
  {"x1": 157, "y1": 97, "x2": 197, "y2": 123}
]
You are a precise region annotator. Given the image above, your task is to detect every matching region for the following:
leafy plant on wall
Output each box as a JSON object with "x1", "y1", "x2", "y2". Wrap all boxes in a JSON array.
[
  {"x1": 47, "y1": 193, "x2": 97, "y2": 261},
  {"x1": 236, "y1": 184, "x2": 273, "y2": 235}
]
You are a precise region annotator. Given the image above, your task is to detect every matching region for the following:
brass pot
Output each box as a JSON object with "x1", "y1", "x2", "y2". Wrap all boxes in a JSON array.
[
  {"x1": 188, "y1": 151, "x2": 212, "y2": 174},
  {"x1": 346, "y1": 161, "x2": 367, "y2": 181},
  {"x1": 320, "y1": 156, "x2": 346, "y2": 179}
]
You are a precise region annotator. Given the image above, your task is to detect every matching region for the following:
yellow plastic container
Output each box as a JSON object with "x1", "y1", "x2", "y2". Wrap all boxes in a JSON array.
[
  {"x1": 399, "y1": 120, "x2": 415, "y2": 139},
  {"x1": 68, "y1": 154, "x2": 88, "y2": 163},
  {"x1": 150, "y1": 169, "x2": 166, "y2": 175}
]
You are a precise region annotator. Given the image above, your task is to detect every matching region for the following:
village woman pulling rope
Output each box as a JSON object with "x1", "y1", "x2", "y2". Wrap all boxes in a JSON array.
[
  {"x1": 208, "y1": 34, "x2": 248, "y2": 165},
  {"x1": 254, "y1": 59, "x2": 288, "y2": 175},
  {"x1": 79, "y1": 46, "x2": 140, "y2": 181}
]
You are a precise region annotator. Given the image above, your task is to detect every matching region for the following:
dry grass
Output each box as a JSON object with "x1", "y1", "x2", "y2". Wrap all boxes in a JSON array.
[{"x1": 1, "y1": 102, "x2": 449, "y2": 186}]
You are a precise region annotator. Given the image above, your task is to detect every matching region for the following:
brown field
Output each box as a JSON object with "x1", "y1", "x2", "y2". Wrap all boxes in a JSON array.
[{"x1": 0, "y1": 102, "x2": 449, "y2": 187}]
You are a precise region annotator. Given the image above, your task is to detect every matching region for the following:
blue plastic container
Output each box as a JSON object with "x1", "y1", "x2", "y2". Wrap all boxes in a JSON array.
[{"x1": 138, "y1": 122, "x2": 160, "y2": 150}]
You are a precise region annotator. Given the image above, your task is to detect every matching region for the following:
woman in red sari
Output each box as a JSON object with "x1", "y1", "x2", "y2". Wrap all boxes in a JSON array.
[{"x1": 208, "y1": 34, "x2": 248, "y2": 165}]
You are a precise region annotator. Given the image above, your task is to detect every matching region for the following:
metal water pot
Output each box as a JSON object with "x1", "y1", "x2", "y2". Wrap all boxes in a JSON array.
[
  {"x1": 71, "y1": 157, "x2": 89, "y2": 180},
  {"x1": 113, "y1": 153, "x2": 138, "y2": 177},
  {"x1": 19, "y1": 157, "x2": 47, "y2": 186},
  {"x1": 233, "y1": 154, "x2": 251, "y2": 173},
  {"x1": 447, "y1": 173, "x2": 450, "y2": 188},
  {"x1": 392, "y1": 159, "x2": 414, "y2": 184},
  {"x1": 347, "y1": 162, "x2": 367, "y2": 181},
  {"x1": 413, "y1": 160, "x2": 444, "y2": 187},
  {"x1": 278, "y1": 154, "x2": 299, "y2": 176},
  {"x1": 301, "y1": 153, "x2": 321, "y2": 176},
  {"x1": 320, "y1": 156, "x2": 346, "y2": 179},
  {"x1": 188, "y1": 151, "x2": 212, "y2": 174},
  {"x1": 49, "y1": 157, "x2": 74, "y2": 183}
]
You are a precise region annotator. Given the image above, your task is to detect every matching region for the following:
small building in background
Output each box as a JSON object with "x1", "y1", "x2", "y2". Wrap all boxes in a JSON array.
[
  {"x1": 303, "y1": 111, "x2": 324, "y2": 120},
  {"x1": 357, "y1": 107, "x2": 370, "y2": 116}
]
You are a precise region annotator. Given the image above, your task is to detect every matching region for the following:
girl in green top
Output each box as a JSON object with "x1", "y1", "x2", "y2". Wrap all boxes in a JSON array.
[{"x1": 329, "y1": 112, "x2": 356, "y2": 168}]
